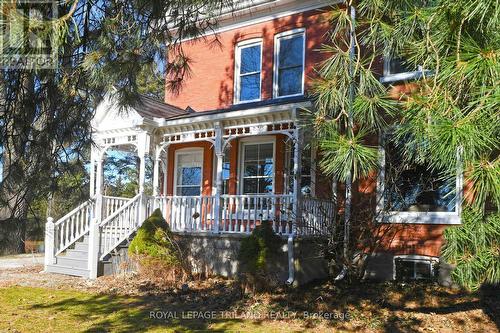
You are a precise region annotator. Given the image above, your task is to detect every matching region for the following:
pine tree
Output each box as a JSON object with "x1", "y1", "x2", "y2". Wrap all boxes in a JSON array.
[{"x1": 312, "y1": 0, "x2": 499, "y2": 288}]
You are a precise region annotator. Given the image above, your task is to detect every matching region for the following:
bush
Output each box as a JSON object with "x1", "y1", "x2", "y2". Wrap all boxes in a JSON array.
[
  {"x1": 128, "y1": 209, "x2": 185, "y2": 284},
  {"x1": 238, "y1": 221, "x2": 284, "y2": 291},
  {"x1": 442, "y1": 209, "x2": 500, "y2": 291}
]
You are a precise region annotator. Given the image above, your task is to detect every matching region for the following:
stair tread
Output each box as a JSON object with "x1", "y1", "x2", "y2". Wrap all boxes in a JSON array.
[
  {"x1": 46, "y1": 263, "x2": 90, "y2": 270},
  {"x1": 56, "y1": 256, "x2": 87, "y2": 262}
]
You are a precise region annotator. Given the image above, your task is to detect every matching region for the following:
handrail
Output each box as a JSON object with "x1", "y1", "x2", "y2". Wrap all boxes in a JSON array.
[
  {"x1": 99, "y1": 193, "x2": 141, "y2": 227},
  {"x1": 54, "y1": 198, "x2": 94, "y2": 226},
  {"x1": 102, "y1": 195, "x2": 133, "y2": 200},
  {"x1": 99, "y1": 193, "x2": 143, "y2": 260},
  {"x1": 53, "y1": 199, "x2": 96, "y2": 255}
]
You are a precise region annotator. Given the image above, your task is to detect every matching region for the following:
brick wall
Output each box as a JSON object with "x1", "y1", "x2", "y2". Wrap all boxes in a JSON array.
[{"x1": 165, "y1": 8, "x2": 331, "y2": 111}]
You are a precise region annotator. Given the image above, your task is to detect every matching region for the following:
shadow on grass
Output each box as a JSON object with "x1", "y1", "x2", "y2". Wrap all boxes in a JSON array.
[
  {"x1": 27, "y1": 282, "x2": 244, "y2": 332},
  {"x1": 24, "y1": 279, "x2": 499, "y2": 332},
  {"x1": 262, "y1": 279, "x2": 499, "y2": 333}
]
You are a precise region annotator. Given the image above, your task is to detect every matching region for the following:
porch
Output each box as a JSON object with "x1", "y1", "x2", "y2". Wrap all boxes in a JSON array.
[{"x1": 44, "y1": 96, "x2": 336, "y2": 279}]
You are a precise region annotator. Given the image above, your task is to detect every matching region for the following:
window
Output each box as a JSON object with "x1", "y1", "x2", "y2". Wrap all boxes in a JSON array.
[
  {"x1": 235, "y1": 40, "x2": 262, "y2": 103},
  {"x1": 381, "y1": 56, "x2": 427, "y2": 83},
  {"x1": 377, "y1": 134, "x2": 462, "y2": 224},
  {"x1": 394, "y1": 256, "x2": 437, "y2": 281},
  {"x1": 284, "y1": 139, "x2": 312, "y2": 196},
  {"x1": 174, "y1": 150, "x2": 203, "y2": 196},
  {"x1": 222, "y1": 148, "x2": 230, "y2": 194},
  {"x1": 241, "y1": 142, "x2": 274, "y2": 194},
  {"x1": 274, "y1": 30, "x2": 305, "y2": 97}
]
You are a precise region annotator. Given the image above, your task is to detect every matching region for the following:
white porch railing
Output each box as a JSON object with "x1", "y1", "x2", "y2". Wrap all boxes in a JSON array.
[
  {"x1": 99, "y1": 193, "x2": 145, "y2": 260},
  {"x1": 153, "y1": 194, "x2": 335, "y2": 236},
  {"x1": 157, "y1": 196, "x2": 216, "y2": 232},
  {"x1": 102, "y1": 196, "x2": 130, "y2": 220},
  {"x1": 53, "y1": 199, "x2": 96, "y2": 256},
  {"x1": 219, "y1": 194, "x2": 294, "y2": 234}
]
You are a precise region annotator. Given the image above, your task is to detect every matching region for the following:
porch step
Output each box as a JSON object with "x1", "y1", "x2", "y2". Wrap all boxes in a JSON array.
[
  {"x1": 64, "y1": 248, "x2": 88, "y2": 259},
  {"x1": 45, "y1": 264, "x2": 90, "y2": 278},
  {"x1": 55, "y1": 256, "x2": 88, "y2": 269},
  {"x1": 74, "y1": 241, "x2": 90, "y2": 251}
]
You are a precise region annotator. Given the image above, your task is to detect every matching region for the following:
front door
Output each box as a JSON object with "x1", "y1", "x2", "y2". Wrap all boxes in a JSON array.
[{"x1": 173, "y1": 149, "x2": 203, "y2": 230}]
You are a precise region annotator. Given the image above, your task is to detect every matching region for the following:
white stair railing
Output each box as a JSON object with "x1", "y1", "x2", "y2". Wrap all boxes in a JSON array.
[
  {"x1": 53, "y1": 199, "x2": 96, "y2": 256},
  {"x1": 102, "y1": 196, "x2": 130, "y2": 220},
  {"x1": 98, "y1": 193, "x2": 145, "y2": 260}
]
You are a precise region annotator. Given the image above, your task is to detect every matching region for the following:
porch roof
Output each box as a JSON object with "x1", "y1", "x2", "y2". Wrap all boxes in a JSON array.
[{"x1": 133, "y1": 94, "x2": 189, "y2": 120}]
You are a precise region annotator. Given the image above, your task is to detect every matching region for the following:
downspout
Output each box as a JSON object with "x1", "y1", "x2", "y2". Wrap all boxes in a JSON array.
[
  {"x1": 335, "y1": 2, "x2": 356, "y2": 281},
  {"x1": 287, "y1": 114, "x2": 302, "y2": 286},
  {"x1": 286, "y1": 232, "x2": 295, "y2": 285}
]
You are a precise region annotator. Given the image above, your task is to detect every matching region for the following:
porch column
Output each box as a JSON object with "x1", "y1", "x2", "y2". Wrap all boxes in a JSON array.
[
  {"x1": 292, "y1": 126, "x2": 303, "y2": 233},
  {"x1": 89, "y1": 147, "x2": 96, "y2": 197},
  {"x1": 95, "y1": 155, "x2": 104, "y2": 222},
  {"x1": 137, "y1": 132, "x2": 150, "y2": 194},
  {"x1": 213, "y1": 122, "x2": 224, "y2": 233},
  {"x1": 152, "y1": 146, "x2": 161, "y2": 197}
]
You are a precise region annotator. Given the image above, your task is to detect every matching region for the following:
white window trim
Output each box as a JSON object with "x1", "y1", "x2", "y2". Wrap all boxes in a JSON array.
[
  {"x1": 173, "y1": 148, "x2": 204, "y2": 197},
  {"x1": 376, "y1": 135, "x2": 463, "y2": 225},
  {"x1": 380, "y1": 57, "x2": 432, "y2": 83},
  {"x1": 238, "y1": 136, "x2": 276, "y2": 195},
  {"x1": 273, "y1": 28, "x2": 306, "y2": 99},
  {"x1": 234, "y1": 38, "x2": 263, "y2": 104},
  {"x1": 393, "y1": 255, "x2": 439, "y2": 280}
]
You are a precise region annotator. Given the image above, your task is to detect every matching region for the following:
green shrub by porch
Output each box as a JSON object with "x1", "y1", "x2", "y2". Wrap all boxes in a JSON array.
[
  {"x1": 238, "y1": 221, "x2": 283, "y2": 274},
  {"x1": 128, "y1": 209, "x2": 180, "y2": 266}
]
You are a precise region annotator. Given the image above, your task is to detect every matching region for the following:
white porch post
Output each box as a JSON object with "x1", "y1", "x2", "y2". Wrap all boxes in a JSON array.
[
  {"x1": 44, "y1": 217, "x2": 55, "y2": 267},
  {"x1": 153, "y1": 149, "x2": 160, "y2": 197},
  {"x1": 152, "y1": 145, "x2": 161, "y2": 210},
  {"x1": 213, "y1": 122, "x2": 224, "y2": 233},
  {"x1": 95, "y1": 155, "x2": 104, "y2": 221},
  {"x1": 89, "y1": 147, "x2": 96, "y2": 197},
  {"x1": 137, "y1": 132, "x2": 151, "y2": 221},
  {"x1": 88, "y1": 153, "x2": 104, "y2": 279},
  {"x1": 292, "y1": 126, "x2": 303, "y2": 232}
]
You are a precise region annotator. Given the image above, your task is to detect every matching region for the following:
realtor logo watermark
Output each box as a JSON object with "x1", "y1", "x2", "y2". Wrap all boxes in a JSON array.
[
  {"x1": 149, "y1": 310, "x2": 351, "y2": 321},
  {"x1": 0, "y1": 0, "x2": 58, "y2": 69}
]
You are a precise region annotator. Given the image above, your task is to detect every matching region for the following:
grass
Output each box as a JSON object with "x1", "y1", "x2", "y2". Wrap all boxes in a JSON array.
[
  {"x1": 0, "y1": 281, "x2": 498, "y2": 333},
  {"x1": 0, "y1": 286, "x2": 309, "y2": 332}
]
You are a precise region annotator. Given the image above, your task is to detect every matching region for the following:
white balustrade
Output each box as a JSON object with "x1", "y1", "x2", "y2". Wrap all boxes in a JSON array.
[
  {"x1": 53, "y1": 199, "x2": 95, "y2": 256},
  {"x1": 99, "y1": 193, "x2": 143, "y2": 260},
  {"x1": 219, "y1": 194, "x2": 294, "y2": 234},
  {"x1": 102, "y1": 196, "x2": 130, "y2": 220},
  {"x1": 157, "y1": 196, "x2": 216, "y2": 232}
]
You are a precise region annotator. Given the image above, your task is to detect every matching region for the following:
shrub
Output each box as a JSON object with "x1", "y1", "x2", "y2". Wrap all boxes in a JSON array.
[
  {"x1": 128, "y1": 209, "x2": 185, "y2": 284},
  {"x1": 442, "y1": 209, "x2": 500, "y2": 291},
  {"x1": 238, "y1": 221, "x2": 284, "y2": 291}
]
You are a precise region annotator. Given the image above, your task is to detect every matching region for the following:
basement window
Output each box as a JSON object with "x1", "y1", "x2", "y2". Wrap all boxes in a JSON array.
[{"x1": 394, "y1": 256, "x2": 438, "y2": 281}]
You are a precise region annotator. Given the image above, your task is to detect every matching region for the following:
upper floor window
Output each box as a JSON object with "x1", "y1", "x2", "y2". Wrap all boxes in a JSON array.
[
  {"x1": 274, "y1": 29, "x2": 305, "y2": 98},
  {"x1": 235, "y1": 39, "x2": 262, "y2": 103}
]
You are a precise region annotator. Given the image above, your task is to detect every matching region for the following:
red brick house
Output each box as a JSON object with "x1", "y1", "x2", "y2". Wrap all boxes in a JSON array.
[{"x1": 44, "y1": 0, "x2": 462, "y2": 283}]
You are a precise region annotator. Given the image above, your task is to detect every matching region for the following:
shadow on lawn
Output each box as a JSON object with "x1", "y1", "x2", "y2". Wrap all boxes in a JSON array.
[
  {"x1": 265, "y1": 280, "x2": 499, "y2": 333},
  {"x1": 27, "y1": 282, "x2": 244, "y2": 332},
  {"x1": 26, "y1": 280, "x2": 499, "y2": 332}
]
